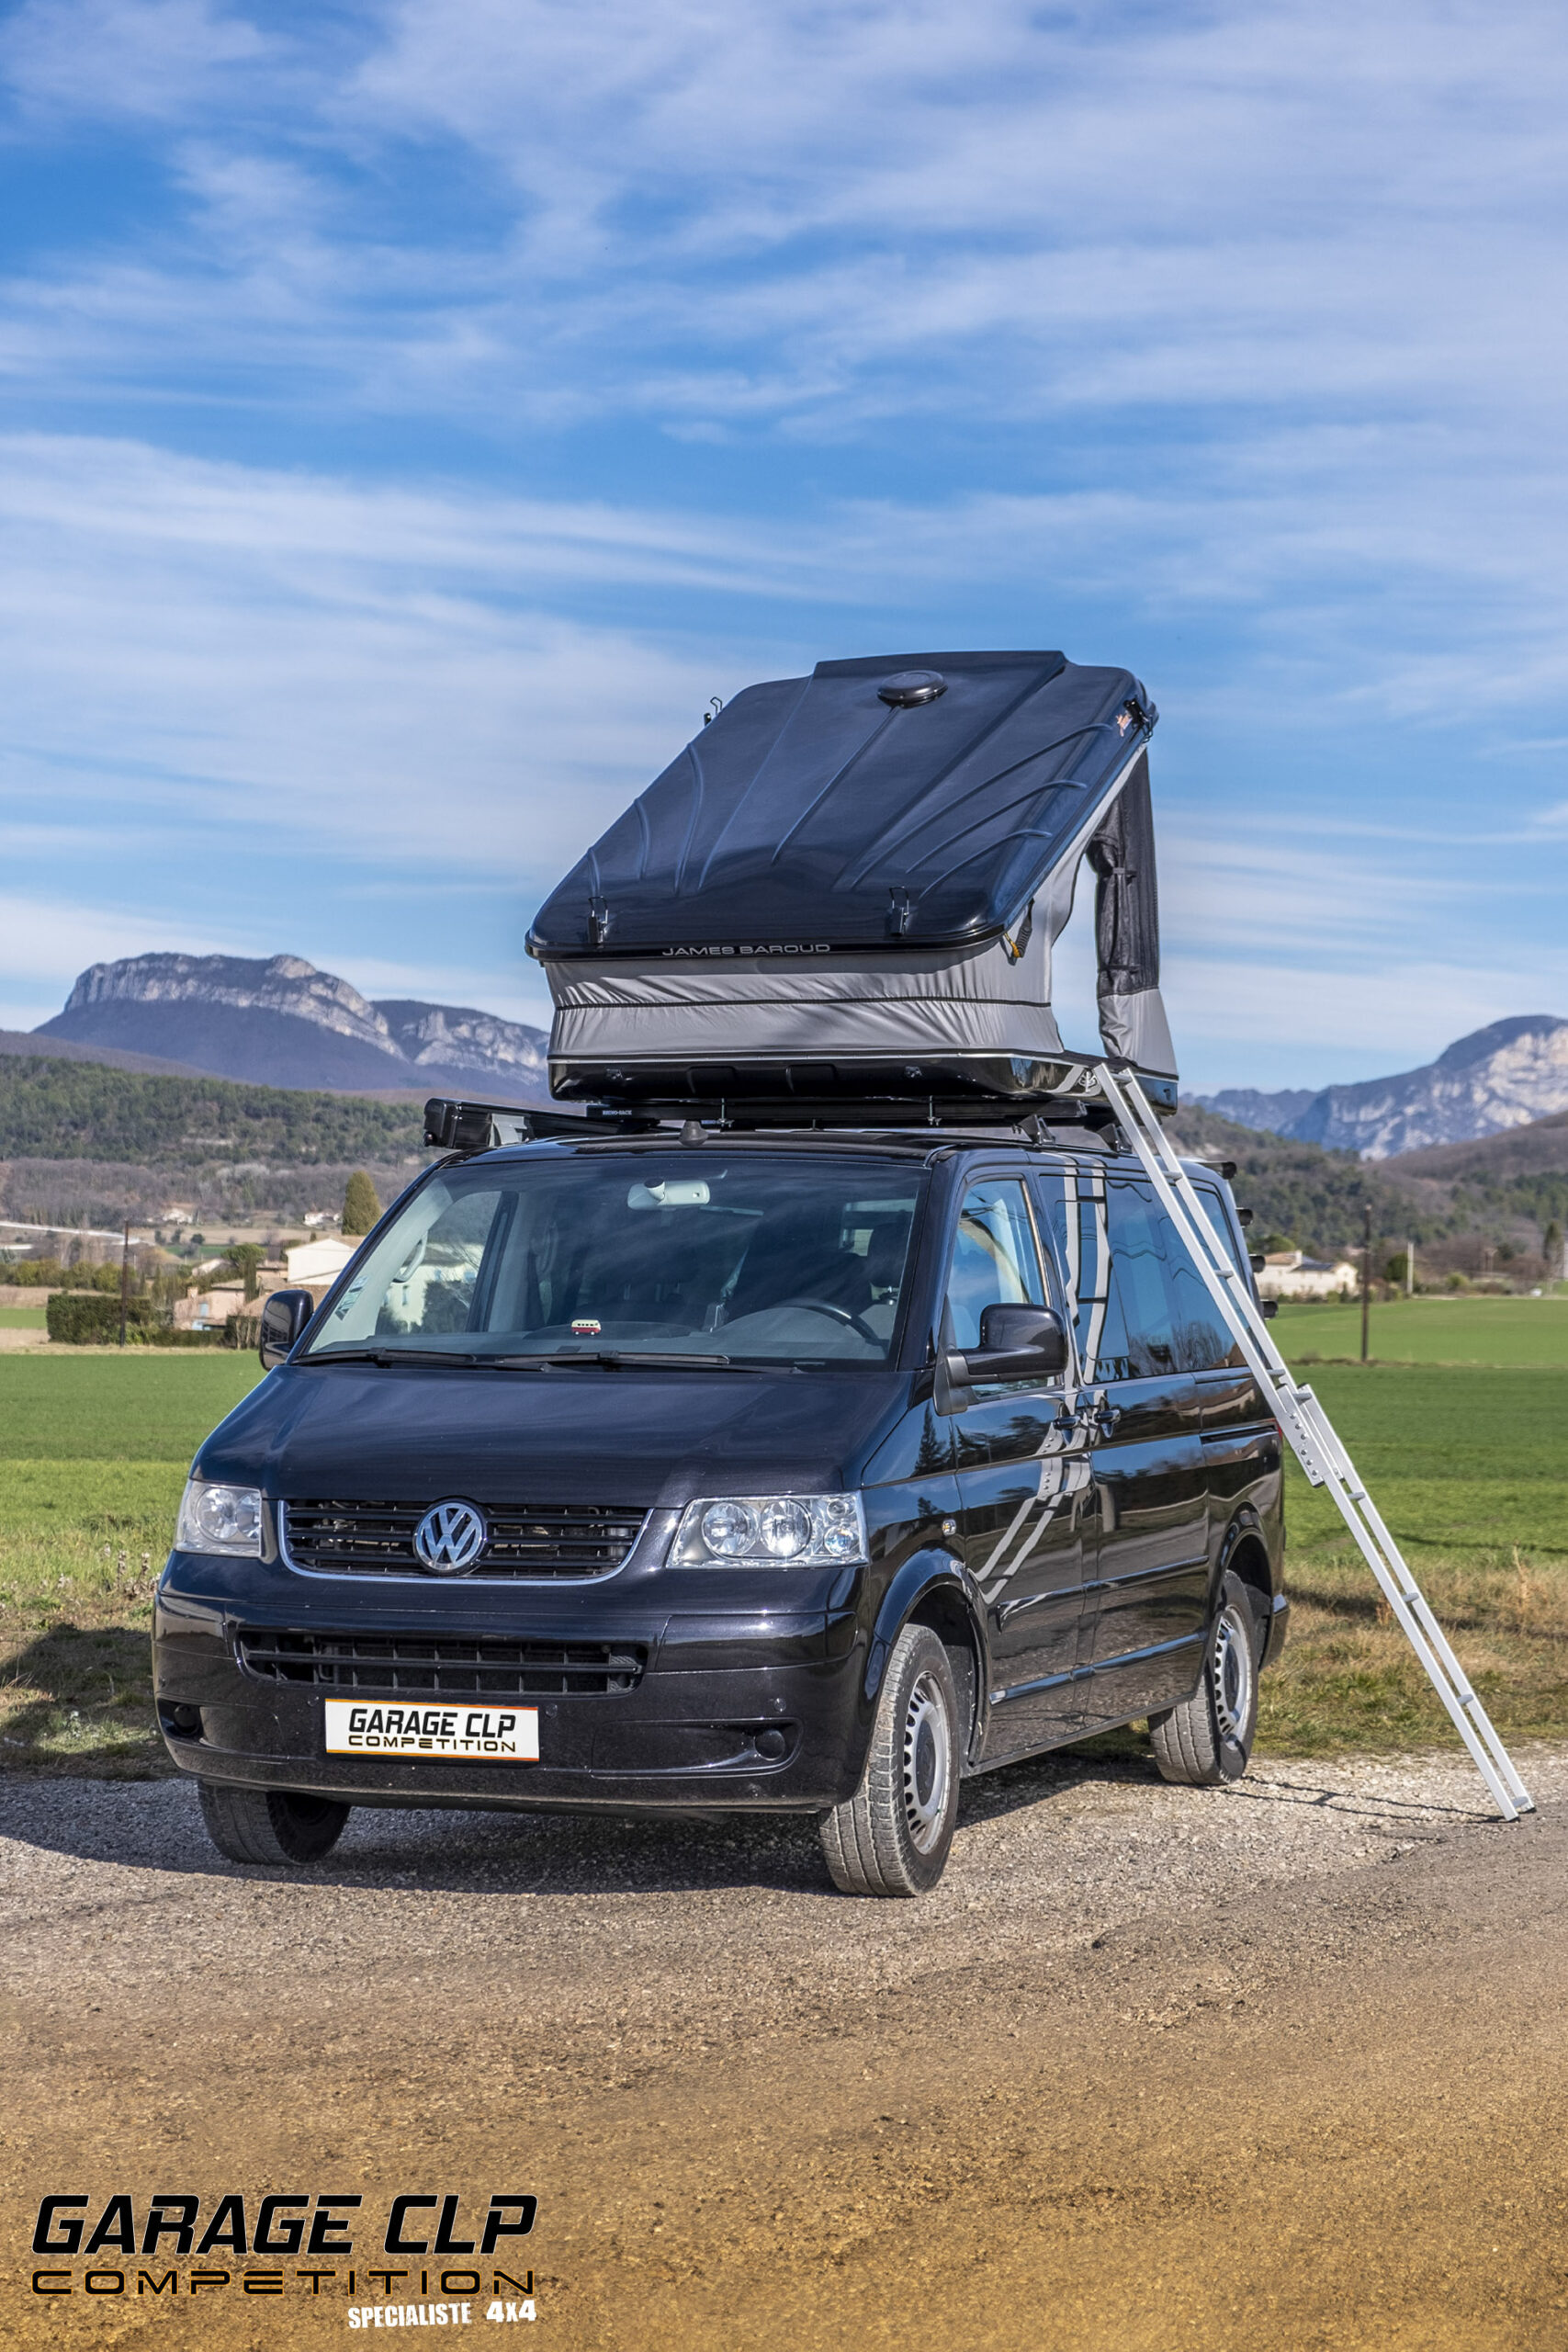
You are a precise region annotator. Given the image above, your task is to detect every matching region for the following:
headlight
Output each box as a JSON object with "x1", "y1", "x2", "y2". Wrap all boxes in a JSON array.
[
  {"x1": 176, "y1": 1479, "x2": 264, "y2": 1557},
  {"x1": 673, "y1": 1493, "x2": 867, "y2": 1567}
]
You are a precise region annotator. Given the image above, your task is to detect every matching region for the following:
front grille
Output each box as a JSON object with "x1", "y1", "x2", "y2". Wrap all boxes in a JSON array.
[
  {"x1": 236, "y1": 1628, "x2": 646, "y2": 1697},
  {"x1": 280, "y1": 1498, "x2": 646, "y2": 1580}
]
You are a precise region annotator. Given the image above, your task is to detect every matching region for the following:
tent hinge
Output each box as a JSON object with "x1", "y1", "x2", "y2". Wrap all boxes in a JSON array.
[
  {"x1": 1000, "y1": 900, "x2": 1034, "y2": 965},
  {"x1": 587, "y1": 894, "x2": 610, "y2": 946},
  {"x1": 886, "y1": 888, "x2": 911, "y2": 938}
]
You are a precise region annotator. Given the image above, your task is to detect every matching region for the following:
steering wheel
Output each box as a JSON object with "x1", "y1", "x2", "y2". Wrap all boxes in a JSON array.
[{"x1": 773, "y1": 1296, "x2": 882, "y2": 1345}]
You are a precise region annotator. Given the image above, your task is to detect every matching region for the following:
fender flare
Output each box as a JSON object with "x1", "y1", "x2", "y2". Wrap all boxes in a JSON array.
[
  {"x1": 863, "y1": 1549, "x2": 989, "y2": 1752},
  {"x1": 1214, "y1": 1504, "x2": 1274, "y2": 1632}
]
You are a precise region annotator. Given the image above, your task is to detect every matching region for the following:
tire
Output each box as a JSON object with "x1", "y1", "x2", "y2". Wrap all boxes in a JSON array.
[
  {"x1": 1149, "y1": 1572, "x2": 1261, "y2": 1788},
  {"x1": 197, "y1": 1782, "x2": 351, "y2": 1866},
  {"x1": 818, "y1": 1624, "x2": 961, "y2": 1896}
]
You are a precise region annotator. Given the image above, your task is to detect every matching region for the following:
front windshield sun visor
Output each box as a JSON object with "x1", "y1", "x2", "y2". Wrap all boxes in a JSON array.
[{"x1": 299, "y1": 1154, "x2": 924, "y2": 1368}]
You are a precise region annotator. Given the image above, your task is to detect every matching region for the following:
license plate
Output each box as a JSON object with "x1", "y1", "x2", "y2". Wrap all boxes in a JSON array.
[{"x1": 323, "y1": 1701, "x2": 539, "y2": 1761}]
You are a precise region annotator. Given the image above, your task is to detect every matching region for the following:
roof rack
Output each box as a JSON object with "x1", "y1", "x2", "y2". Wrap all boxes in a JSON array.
[{"x1": 422, "y1": 1059, "x2": 1176, "y2": 1157}]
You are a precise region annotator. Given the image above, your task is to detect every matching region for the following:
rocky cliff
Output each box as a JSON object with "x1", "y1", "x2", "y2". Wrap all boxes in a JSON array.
[
  {"x1": 1195, "y1": 1016, "x2": 1568, "y2": 1159},
  {"x1": 36, "y1": 954, "x2": 549, "y2": 1101}
]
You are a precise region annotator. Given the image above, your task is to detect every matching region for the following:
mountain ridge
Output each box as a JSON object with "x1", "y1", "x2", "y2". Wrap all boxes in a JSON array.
[
  {"x1": 1194, "y1": 1015, "x2": 1568, "y2": 1159},
  {"x1": 35, "y1": 953, "x2": 550, "y2": 1102}
]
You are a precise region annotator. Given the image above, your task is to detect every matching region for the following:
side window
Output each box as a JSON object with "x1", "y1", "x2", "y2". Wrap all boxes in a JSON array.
[
  {"x1": 1100, "y1": 1180, "x2": 1179, "y2": 1380},
  {"x1": 942, "y1": 1179, "x2": 1046, "y2": 1352},
  {"x1": 1034, "y1": 1162, "x2": 1108, "y2": 1374},
  {"x1": 1168, "y1": 1189, "x2": 1244, "y2": 1371}
]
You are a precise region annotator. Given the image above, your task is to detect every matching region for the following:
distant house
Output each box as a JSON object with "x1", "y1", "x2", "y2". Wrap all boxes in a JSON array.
[
  {"x1": 285, "y1": 1237, "x2": 359, "y2": 1288},
  {"x1": 175, "y1": 1283, "x2": 247, "y2": 1331},
  {"x1": 1258, "y1": 1249, "x2": 1359, "y2": 1301}
]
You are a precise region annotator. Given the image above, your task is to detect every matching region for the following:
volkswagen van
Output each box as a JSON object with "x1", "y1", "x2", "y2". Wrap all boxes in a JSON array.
[{"x1": 155, "y1": 1111, "x2": 1287, "y2": 1896}]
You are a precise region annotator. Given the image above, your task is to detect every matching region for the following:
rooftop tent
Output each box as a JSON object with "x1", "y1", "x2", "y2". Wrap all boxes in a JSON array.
[{"x1": 527, "y1": 650, "x2": 1176, "y2": 1112}]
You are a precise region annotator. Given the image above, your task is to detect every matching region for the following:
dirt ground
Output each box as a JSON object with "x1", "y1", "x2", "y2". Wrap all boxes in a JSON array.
[{"x1": 2, "y1": 1741, "x2": 1565, "y2": 2350}]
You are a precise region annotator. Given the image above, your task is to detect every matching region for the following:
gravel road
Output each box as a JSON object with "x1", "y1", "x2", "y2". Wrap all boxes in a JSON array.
[{"x1": 3, "y1": 1739, "x2": 1566, "y2": 2348}]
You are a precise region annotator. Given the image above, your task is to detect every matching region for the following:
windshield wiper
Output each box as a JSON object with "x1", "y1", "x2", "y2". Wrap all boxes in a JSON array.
[
  {"x1": 306, "y1": 1346, "x2": 793, "y2": 1373},
  {"x1": 491, "y1": 1350, "x2": 732, "y2": 1370},
  {"x1": 304, "y1": 1348, "x2": 499, "y2": 1368}
]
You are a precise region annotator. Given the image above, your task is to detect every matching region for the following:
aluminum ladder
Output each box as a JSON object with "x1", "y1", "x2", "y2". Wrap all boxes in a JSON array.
[{"x1": 1088, "y1": 1062, "x2": 1534, "y2": 1823}]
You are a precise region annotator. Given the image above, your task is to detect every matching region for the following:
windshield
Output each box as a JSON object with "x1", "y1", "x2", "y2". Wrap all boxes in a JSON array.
[{"x1": 302, "y1": 1152, "x2": 922, "y2": 1364}]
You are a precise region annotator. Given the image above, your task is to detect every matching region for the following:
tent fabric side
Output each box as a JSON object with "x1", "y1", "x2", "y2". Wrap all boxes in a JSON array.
[
  {"x1": 1086, "y1": 754, "x2": 1176, "y2": 1076},
  {"x1": 543, "y1": 925, "x2": 1068, "y2": 1065}
]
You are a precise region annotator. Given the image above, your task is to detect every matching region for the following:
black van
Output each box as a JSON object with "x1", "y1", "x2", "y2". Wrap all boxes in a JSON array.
[{"x1": 155, "y1": 1116, "x2": 1287, "y2": 1896}]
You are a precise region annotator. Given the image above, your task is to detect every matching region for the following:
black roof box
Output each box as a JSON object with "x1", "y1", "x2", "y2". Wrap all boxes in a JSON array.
[{"x1": 528, "y1": 650, "x2": 1155, "y2": 957}]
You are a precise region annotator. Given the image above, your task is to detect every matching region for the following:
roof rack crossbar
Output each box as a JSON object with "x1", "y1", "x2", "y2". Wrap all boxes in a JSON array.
[{"x1": 422, "y1": 1097, "x2": 660, "y2": 1154}]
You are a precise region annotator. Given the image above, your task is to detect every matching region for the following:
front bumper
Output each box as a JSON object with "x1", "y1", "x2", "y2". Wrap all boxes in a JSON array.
[{"x1": 153, "y1": 1547, "x2": 873, "y2": 1815}]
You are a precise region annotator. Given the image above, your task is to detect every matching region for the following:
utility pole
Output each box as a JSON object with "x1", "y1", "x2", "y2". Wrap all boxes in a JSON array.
[
  {"x1": 1360, "y1": 1204, "x2": 1372, "y2": 1364},
  {"x1": 118, "y1": 1221, "x2": 130, "y2": 1349},
  {"x1": 1406, "y1": 1238, "x2": 1415, "y2": 1297}
]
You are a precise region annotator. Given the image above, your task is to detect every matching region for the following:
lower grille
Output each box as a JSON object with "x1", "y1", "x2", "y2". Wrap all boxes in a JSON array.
[
  {"x1": 236, "y1": 1628, "x2": 646, "y2": 1697},
  {"x1": 280, "y1": 1498, "x2": 646, "y2": 1579}
]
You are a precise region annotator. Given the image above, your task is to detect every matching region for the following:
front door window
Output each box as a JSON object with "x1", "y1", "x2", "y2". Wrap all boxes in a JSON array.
[{"x1": 942, "y1": 1179, "x2": 1046, "y2": 1357}]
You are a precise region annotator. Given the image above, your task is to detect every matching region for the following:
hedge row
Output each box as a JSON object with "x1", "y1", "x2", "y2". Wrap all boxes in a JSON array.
[
  {"x1": 43, "y1": 1294, "x2": 231, "y2": 1347},
  {"x1": 45, "y1": 1292, "x2": 161, "y2": 1343}
]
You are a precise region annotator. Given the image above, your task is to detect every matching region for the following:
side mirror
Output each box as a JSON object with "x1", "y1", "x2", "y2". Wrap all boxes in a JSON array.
[
  {"x1": 259, "y1": 1287, "x2": 317, "y2": 1369},
  {"x1": 936, "y1": 1304, "x2": 1069, "y2": 1409}
]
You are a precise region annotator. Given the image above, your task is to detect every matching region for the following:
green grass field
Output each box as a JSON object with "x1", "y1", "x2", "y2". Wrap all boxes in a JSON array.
[
  {"x1": 0, "y1": 1355, "x2": 263, "y2": 1772},
  {"x1": 1257, "y1": 1361, "x2": 1568, "y2": 1758},
  {"x1": 0, "y1": 1306, "x2": 46, "y2": 1328},
  {"x1": 1276, "y1": 1293, "x2": 1568, "y2": 1366},
  {"x1": 0, "y1": 1335, "x2": 1563, "y2": 1778}
]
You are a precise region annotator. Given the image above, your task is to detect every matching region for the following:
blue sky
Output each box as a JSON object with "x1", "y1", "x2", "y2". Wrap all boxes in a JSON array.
[{"x1": 1, "y1": 0, "x2": 1565, "y2": 1091}]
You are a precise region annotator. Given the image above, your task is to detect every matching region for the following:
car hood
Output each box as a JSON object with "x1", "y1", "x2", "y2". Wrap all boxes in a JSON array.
[{"x1": 196, "y1": 1359, "x2": 908, "y2": 1508}]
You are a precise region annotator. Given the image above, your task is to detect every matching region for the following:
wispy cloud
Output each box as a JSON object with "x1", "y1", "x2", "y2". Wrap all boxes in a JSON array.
[
  {"x1": 1, "y1": 0, "x2": 268, "y2": 124},
  {"x1": 0, "y1": 2, "x2": 1564, "y2": 1081},
  {"x1": 6, "y1": 0, "x2": 1568, "y2": 441}
]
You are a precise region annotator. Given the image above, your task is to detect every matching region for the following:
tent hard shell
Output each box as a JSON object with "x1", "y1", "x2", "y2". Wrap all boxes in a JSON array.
[{"x1": 527, "y1": 650, "x2": 1177, "y2": 1115}]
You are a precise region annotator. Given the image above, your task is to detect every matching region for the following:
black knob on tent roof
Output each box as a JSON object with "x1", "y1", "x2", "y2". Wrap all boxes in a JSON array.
[{"x1": 878, "y1": 670, "x2": 946, "y2": 707}]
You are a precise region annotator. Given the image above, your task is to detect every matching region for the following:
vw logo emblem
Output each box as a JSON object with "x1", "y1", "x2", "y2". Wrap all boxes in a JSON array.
[{"x1": 413, "y1": 1499, "x2": 488, "y2": 1576}]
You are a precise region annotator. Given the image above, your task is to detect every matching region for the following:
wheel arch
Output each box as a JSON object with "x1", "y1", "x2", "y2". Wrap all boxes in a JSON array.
[
  {"x1": 868, "y1": 1552, "x2": 987, "y2": 1766},
  {"x1": 1215, "y1": 1510, "x2": 1279, "y2": 1659}
]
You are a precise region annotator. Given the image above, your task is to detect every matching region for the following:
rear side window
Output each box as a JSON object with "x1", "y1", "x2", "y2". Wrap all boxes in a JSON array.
[
  {"x1": 1100, "y1": 1179, "x2": 1179, "y2": 1379},
  {"x1": 1178, "y1": 1186, "x2": 1246, "y2": 1370},
  {"x1": 1032, "y1": 1162, "x2": 1245, "y2": 1380}
]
